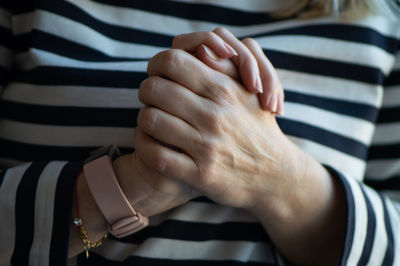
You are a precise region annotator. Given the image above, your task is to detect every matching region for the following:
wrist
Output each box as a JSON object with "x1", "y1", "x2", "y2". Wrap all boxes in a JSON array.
[
  {"x1": 113, "y1": 152, "x2": 193, "y2": 217},
  {"x1": 83, "y1": 147, "x2": 149, "y2": 238},
  {"x1": 248, "y1": 139, "x2": 346, "y2": 264},
  {"x1": 112, "y1": 153, "x2": 153, "y2": 217},
  {"x1": 246, "y1": 135, "x2": 298, "y2": 219},
  {"x1": 69, "y1": 171, "x2": 108, "y2": 258},
  {"x1": 249, "y1": 139, "x2": 332, "y2": 225},
  {"x1": 77, "y1": 171, "x2": 109, "y2": 232},
  {"x1": 112, "y1": 153, "x2": 138, "y2": 206}
]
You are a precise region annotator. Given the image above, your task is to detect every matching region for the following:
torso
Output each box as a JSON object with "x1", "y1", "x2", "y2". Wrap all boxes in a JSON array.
[{"x1": 1, "y1": 1, "x2": 399, "y2": 264}]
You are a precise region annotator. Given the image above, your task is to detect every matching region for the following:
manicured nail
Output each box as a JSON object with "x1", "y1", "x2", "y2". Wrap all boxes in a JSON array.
[
  {"x1": 254, "y1": 75, "x2": 263, "y2": 94},
  {"x1": 223, "y1": 42, "x2": 238, "y2": 56},
  {"x1": 202, "y1": 44, "x2": 218, "y2": 60},
  {"x1": 277, "y1": 92, "x2": 285, "y2": 116},
  {"x1": 267, "y1": 93, "x2": 278, "y2": 113}
]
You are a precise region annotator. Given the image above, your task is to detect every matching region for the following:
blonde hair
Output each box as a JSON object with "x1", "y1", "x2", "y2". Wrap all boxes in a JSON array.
[{"x1": 279, "y1": 0, "x2": 397, "y2": 19}]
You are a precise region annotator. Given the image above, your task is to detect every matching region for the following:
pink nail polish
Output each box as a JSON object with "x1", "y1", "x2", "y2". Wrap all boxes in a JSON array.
[
  {"x1": 268, "y1": 93, "x2": 278, "y2": 113},
  {"x1": 253, "y1": 75, "x2": 263, "y2": 94},
  {"x1": 223, "y1": 42, "x2": 238, "y2": 57},
  {"x1": 277, "y1": 93, "x2": 285, "y2": 116},
  {"x1": 202, "y1": 44, "x2": 218, "y2": 60}
]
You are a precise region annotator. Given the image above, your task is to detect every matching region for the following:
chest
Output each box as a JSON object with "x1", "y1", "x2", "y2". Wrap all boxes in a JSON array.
[{"x1": 5, "y1": 0, "x2": 399, "y2": 178}]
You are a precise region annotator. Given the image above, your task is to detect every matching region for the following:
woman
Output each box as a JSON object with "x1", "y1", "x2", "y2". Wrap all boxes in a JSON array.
[{"x1": 0, "y1": 0, "x2": 399, "y2": 265}]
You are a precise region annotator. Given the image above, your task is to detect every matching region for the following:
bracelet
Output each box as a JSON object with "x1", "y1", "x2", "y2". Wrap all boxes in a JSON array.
[{"x1": 73, "y1": 173, "x2": 108, "y2": 259}]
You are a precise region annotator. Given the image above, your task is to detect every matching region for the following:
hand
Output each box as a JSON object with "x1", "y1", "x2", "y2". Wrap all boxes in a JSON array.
[
  {"x1": 120, "y1": 29, "x2": 284, "y2": 215},
  {"x1": 116, "y1": 29, "x2": 286, "y2": 217},
  {"x1": 172, "y1": 28, "x2": 284, "y2": 115},
  {"x1": 137, "y1": 39, "x2": 346, "y2": 266},
  {"x1": 137, "y1": 38, "x2": 290, "y2": 210}
]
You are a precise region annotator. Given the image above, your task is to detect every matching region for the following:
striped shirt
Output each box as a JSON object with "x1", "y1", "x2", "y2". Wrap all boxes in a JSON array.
[{"x1": 0, "y1": 0, "x2": 399, "y2": 265}]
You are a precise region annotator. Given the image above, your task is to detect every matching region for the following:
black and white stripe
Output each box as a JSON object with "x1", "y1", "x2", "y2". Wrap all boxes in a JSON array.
[{"x1": 1, "y1": 0, "x2": 400, "y2": 265}]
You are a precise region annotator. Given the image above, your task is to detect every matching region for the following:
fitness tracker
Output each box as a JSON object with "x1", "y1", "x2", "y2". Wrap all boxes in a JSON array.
[{"x1": 83, "y1": 145, "x2": 148, "y2": 238}]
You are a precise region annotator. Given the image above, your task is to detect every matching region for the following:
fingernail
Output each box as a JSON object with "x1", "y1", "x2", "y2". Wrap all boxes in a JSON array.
[
  {"x1": 202, "y1": 44, "x2": 218, "y2": 61},
  {"x1": 277, "y1": 92, "x2": 285, "y2": 116},
  {"x1": 254, "y1": 76, "x2": 263, "y2": 94},
  {"x1": 267, "y1": 93, "x2": 278, "y2": 113},
  {"x1": 223, "y1": 42, "x2": 238, "y2": 56}
]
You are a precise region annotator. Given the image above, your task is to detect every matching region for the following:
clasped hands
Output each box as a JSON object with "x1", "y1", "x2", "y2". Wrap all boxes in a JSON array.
[
  {"x1": 114, "y1": 27, "x2": 294, "y2": 219},
  {"x1": 91, "y1": 28, "x2": 344, "y2": 265}
]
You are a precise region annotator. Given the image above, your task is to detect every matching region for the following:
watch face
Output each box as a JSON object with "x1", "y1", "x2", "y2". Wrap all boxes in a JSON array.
[{"x1": 84, "y1": 145, "x2": 120, "y2": 164}]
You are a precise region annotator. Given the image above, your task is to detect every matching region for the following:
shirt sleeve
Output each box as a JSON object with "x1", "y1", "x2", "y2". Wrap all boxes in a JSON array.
[
  {"x1": 331, "y1": 36, "x2": 400, "y2": 266},
  {"x1": 0, "y1": 161, "x2": 82, "y2": 266},
  {"x1": 0, "y1": 5, "x2": 83, "y2": 266},
  {"x1": 0, "y1": 3, "x2": 12, "y2": 96}
]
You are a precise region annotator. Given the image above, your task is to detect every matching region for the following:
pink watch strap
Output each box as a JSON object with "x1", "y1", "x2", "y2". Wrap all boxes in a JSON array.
[{"x1": 83, "y1": 155, "x2": 148, "y2": 238}]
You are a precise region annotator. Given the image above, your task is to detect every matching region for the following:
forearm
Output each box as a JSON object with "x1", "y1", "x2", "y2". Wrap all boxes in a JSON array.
[
  {"x1": 68, "y1": 152, "x2": 193, "y2": 258},
  {"x1": 249, "y1": 139, "x2": 347, "y2": 265}
]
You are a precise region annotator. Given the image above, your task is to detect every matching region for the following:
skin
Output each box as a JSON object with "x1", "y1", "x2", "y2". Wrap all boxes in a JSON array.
[
  {"x1": 172, "y1": 28, "x2": 284, "y2": 114},
  {"x1": 69, "y1": 28, "x2": 346, "y2": 265},
  {"x1": 138, "y1": 33, "x2": 347, "y2": 264},
  {"x1": 68, "y1": 28, "x2": 283, "y2": 257}
]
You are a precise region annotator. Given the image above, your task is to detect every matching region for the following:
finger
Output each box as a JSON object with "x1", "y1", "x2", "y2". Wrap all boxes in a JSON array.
[
  {"x1": 213, "y1": 27, "x2": 263, "y2": 94},
  {"x1": 147, "y1": 49, "x2": 234, "y2": 104},
  {"x1": 135, "y1": 127, "x2": 198, "y2": 181},
  {"x1": 137, "y1": 106, "x2": 202, "y2": 156},
  {"x1": 196, "y1": 44, "x2": 240, "y2": 80},
  {"x1": 172, "y1": 31, "x2": 237, "y2": 58},
  {"x1": 276, "y1": 88, "x2": 285, "y2": 116},
  {"x1": 138, "y1": 76, "x2": 212, "y2": 129},
  {"x1": 242, "y1": 38, "x2": 285, "y2": 115}
]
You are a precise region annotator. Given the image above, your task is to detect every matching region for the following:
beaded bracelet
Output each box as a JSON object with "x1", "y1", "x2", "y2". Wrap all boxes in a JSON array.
[{"x1": 73, "y1": 173, "x2": 108, "y2": 259}]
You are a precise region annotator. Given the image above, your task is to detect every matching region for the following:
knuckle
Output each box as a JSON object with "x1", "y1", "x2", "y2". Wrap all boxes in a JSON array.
[
  {"x1": 138, "y1": 107, "x2": 158, "y2": 133},
  {"x1": 242, "y1": 37, "x2": 258, "y2": 48},
  {"x1": 199, "y1": 138, "x2": 218, "y2": 157},
  {"x1": 138, "y1": 77, "x2": 158, "y2": 103},
  {"x1": 163, "y1": 49, "x2": 185, "y2": 71},
  {"x1": 197, "y1": 163, "x2": 218, "y2": 187},
  {"x1": 209, "y1": 78, "x2": 235, "y2": 105},
  {"x1": 213, "y1": 26, "x2": 228, "y2": 35},
  {"x1": 204, "y1": 109, "x2": 224, "y2": 132},
  {"x1": 147, "y1": 51, "x2": 164, "y2": 74},
  {"x1": 151, "y1": 149, "x2": 167, "y2": 173},
  {"x1": 215, "y1": 78, "x2": 231, "y2": 96},
  {"x1": 147, "y1": 49, "x2": 186, "y2": 76}
]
